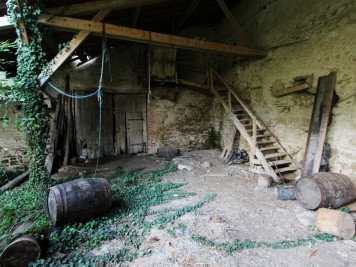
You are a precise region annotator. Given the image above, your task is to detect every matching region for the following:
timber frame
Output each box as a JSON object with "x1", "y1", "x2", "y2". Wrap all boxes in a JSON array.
[{"x1": 1, "y1": 0, "x2": 266, "y2": 85}]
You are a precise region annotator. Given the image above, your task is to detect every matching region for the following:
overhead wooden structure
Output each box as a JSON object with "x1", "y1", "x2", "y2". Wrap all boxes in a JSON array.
[
  {"x1": 38, "y1": 9, "x2": 111, "y2": 86},
  {"x1": 215, "y1": 0, "x2": 253, "y2": 47},
  {"x1": 175, "y1": 0, "x2": 201, "y2": 33},
  {"x1": 46, "y1": 0, "x2": 176, "y2": 16},
  {"x1": 37, "y1": 14, "x2": 267, "y2": 57}
]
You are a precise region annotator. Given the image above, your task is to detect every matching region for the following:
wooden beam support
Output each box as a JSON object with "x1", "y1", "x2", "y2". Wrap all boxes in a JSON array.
[
  {"x1": 301, "y1": 72, "x2": 336, "y2": 178},
  {"x1": 175, "y1": 0, "x2": 201, "y2": 33},
  {"x1": 14, "y1": 0, "x2": 29, "y2": 44},
  {"x1": 37, "y1": 14, "x2": 267, "y2": 57},
  {"x1": 47, "y1": 0, "x2": 175, "y2": 16},
  {"x1": 38, "y1": 9, "x2": 111, "y2": 86},
  {"x1": 0, "y1": 16, "x2": 13, "y2": 30},
  {"x1": 215, "y1": 0, "x2": 253, "y2": 48}
]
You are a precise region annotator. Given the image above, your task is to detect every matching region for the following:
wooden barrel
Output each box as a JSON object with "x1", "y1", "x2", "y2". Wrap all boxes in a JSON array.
[
  {"x1": 157, "y1": 146, "x2": 179, "y2": 158},
  {"x1": 0, "y1": 235, "x2": 41, "y2": 267},
  {"x1": 46, "y1": 178, "x2": 112, "y2": 226},
  {"x1": 295, "y1": 173, "x2": 356, "y2": 210}
]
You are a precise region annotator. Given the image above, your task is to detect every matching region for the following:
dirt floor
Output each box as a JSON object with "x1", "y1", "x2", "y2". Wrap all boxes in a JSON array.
[{"x1": 56, "y1": 149, "x2": 356, "y2": 266}]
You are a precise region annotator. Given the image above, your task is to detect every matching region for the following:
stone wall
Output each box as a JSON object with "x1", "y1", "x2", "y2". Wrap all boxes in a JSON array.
[
  {"x1": 216, "y1": 0, "x2": 356, "y2": 174},
  {"x1": 0, "y1": 103, "x2": 26, "y2": 171},
  {"x1": 147, "y1": 88, "x2": 218, "y2": 153}
]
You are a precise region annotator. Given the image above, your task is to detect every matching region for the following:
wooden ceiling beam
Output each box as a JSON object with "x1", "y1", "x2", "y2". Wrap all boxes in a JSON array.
[
  {"x1": 14, "y1": 0, "x2": 29, "y2": 44},
  {"x1": 47, "y1": 0, "x2": 175, "y2": 16},
  {"x1": 175, "y1": 0, "x2": 201, "y2": 33},
  {"x1": 215, "y1": 0, "x2": 254, "y2": 48},
  {"x1": 38, "y1": 9, "x2": 111, "y2": 86},
  {"x1": 37, "y1": 14, "x2": 267, "y2": 57}
]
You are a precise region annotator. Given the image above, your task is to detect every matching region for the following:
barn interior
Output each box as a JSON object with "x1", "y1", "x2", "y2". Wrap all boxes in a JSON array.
[{"x1": 0, "y1": 0, "x2": 356, "y2": 266}]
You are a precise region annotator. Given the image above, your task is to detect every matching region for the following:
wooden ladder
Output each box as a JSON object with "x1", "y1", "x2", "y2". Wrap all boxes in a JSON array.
[{"x1": 208, "y1": 68, "x2": 298, "y2": 183}]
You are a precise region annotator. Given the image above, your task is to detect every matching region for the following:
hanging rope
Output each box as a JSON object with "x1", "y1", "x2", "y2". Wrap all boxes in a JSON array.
[{"x1": 43, "y1": 26, "x2": 109, "y2": 178}]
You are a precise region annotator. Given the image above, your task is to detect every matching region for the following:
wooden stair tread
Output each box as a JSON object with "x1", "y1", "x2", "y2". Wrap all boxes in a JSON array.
[
  {"x1": 264, "y1": 152, "x2": 287, "y2": 159},
  {"x1": 257, "y1": 140, "x2": 276, "y2": 145},
  {"x1": 247, "y1": 128, "x2": 265, "y2": 133},
  {"x1": 268, "y1": 160, "x2": 292, "y2": 166},
  {"x1": 274, "y1": 166, "x2": 298, "y2": 173},
  {"x1": 236, "y1": 114, "x2": 250, "y2": 118},
  {"x1": 239, "y1": 118, "x2": 251, "y2": 122},
  {"x1": 260, "y1": 146, "x2": 280, "y2": 151},
  {"x1": 250, "y1": 159, "x2": 292, "y2": 166},
  {"x1": 256, "y1": 134, "x2": 271, "y2": 138}
]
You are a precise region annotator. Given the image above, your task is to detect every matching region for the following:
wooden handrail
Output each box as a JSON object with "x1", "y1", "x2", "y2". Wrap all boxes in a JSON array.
[{"x1": 212, "y1": 69, "x2": 264, "y2": 129}]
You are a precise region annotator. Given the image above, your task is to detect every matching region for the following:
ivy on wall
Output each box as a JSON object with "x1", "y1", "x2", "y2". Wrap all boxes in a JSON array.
[{"x1": 6, "y1": 0, "x2": 49, "y2": 183}]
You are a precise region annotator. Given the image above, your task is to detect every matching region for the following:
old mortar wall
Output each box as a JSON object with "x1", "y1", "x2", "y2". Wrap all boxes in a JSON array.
[
  {"x1": 147, "y1": 88, "x2": 218, "y2": 153},
  {"x1": 0, "y1": 103, "x2": 26, "y2": 171},
  {"x1": 215, "y1": 0, "x2": 356, "y2": 174}
]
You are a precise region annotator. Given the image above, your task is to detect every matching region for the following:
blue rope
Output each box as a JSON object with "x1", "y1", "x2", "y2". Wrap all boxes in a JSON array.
[
  {"x1": 93, "y1": 45, "x2": 106, "y2": 178},
  {"x1": 47, "y1": 82, "x2": 100, "y2": 99}
]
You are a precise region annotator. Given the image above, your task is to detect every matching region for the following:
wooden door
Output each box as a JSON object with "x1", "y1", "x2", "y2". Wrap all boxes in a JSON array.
[
  {"x1": 126, "y1": 112, "x2": 146, "y2": 154},
  {"x1": 114, "y1": 94, "x2": 147, "y2": 154},
  {"x1": 75, "y1": 92, "x2": 114, "y2": 159}
]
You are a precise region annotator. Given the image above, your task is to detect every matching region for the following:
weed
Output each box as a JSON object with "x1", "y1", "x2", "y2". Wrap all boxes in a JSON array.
[
  {"x1": 192, "y1": 232, "x2": 339, "y2": 255},
  {"x1": 28, "y1": 164, "x2": 215, "y2": 266}
]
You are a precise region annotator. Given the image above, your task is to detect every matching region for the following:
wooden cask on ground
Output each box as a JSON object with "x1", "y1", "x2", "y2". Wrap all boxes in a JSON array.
[
  {"x1": 0, "y1": 235, "x2": 41, "y2": 267},
  {"x1": 295, "y1": 173, "x2": 356, "y2": 210},
  {"x1": 315, "y1": 208, "x2": 355, "y2": 240},
  {"x1": 46, "y1": 178, "x2": 112, "y2": 226}
]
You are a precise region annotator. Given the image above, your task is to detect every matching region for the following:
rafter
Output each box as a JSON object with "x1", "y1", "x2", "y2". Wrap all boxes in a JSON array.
[
  {"x1": 215, "y1": 0, "x2": 253, "y2": 48},
  {"x1": 130, "y1": 6, "x2": 141, "y2": 28},
  {"x1": 38, "y1": 9, "x2": 111, "y2": 86},
  {"x1": 175, "y1": 0, "x2": 201, "y2": 33},
  {"x1": 37, "y1": 14, "x2": 267, "y2": 57},
  {"x1": 47, "y1": 0, "x2": 175, "y2": 16},
  {"x1": 14, "y1": 0, "x2": 29, "y2": 44}
]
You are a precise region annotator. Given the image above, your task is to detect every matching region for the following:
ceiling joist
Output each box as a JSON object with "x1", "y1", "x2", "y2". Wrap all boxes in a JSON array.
[
  {"x1": 215, "y1": 0, "x2": 253, "y2": 48},
  {"x1": 37, "y1": 14, "x2": 267, "y2": 57},
  {"x1": 130, "y1": 6, "x2": 141, "y2": 28},
  {"x1": 175, "y1": 0, "x2": 201, "y2": 33},
  {"x1": 38, "y1": 9, "x2": 111, "y2": 86},
  {"x1": 46, "y1": 0, "x2": 176, "y2": 16}
]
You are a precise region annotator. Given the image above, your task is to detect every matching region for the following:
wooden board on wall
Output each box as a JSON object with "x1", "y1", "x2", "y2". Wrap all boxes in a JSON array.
[
  {"x1": 151, "y1": 46, "x2": 177, "y2": 79},
  {"x1": 114, "y1": 94, "x2": 147, "y2": 154},
  {"x1": 301, "y1": 72, "x2": 336, "y2": 177},
  {"x1": 75, "y1": 92, "x2": 114, "y2": 158}
]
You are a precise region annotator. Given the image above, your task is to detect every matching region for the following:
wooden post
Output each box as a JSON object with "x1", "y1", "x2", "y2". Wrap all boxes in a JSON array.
[
  {"x1": 228, "y1": 89, "x2": 231, "y2": 113},
  {"x1": 301, "y1": 72, "x2": 336, "y2": 177},
  {"x1": 13, "y1": 0, "x2": 29, "y2": 44},
  {"x1": 250, "y1": 117, "x2": 257, "y2": 168}
]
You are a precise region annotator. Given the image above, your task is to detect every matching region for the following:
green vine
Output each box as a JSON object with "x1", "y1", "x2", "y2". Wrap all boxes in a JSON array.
[
  {"x1": 28, "y1": 165, "x2": 215, "y2": 265},
  {"x1": 6, "y1": 0, "x2": 49, "y2": 183},
  {"x1": 192, "y1": 232, "x2": 339, "y2": 255}
]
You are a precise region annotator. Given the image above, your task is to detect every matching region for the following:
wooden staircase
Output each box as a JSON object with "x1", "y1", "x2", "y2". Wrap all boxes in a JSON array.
[{"x1": 208, "y1": 69, "x2": 298, "y2": 183}]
